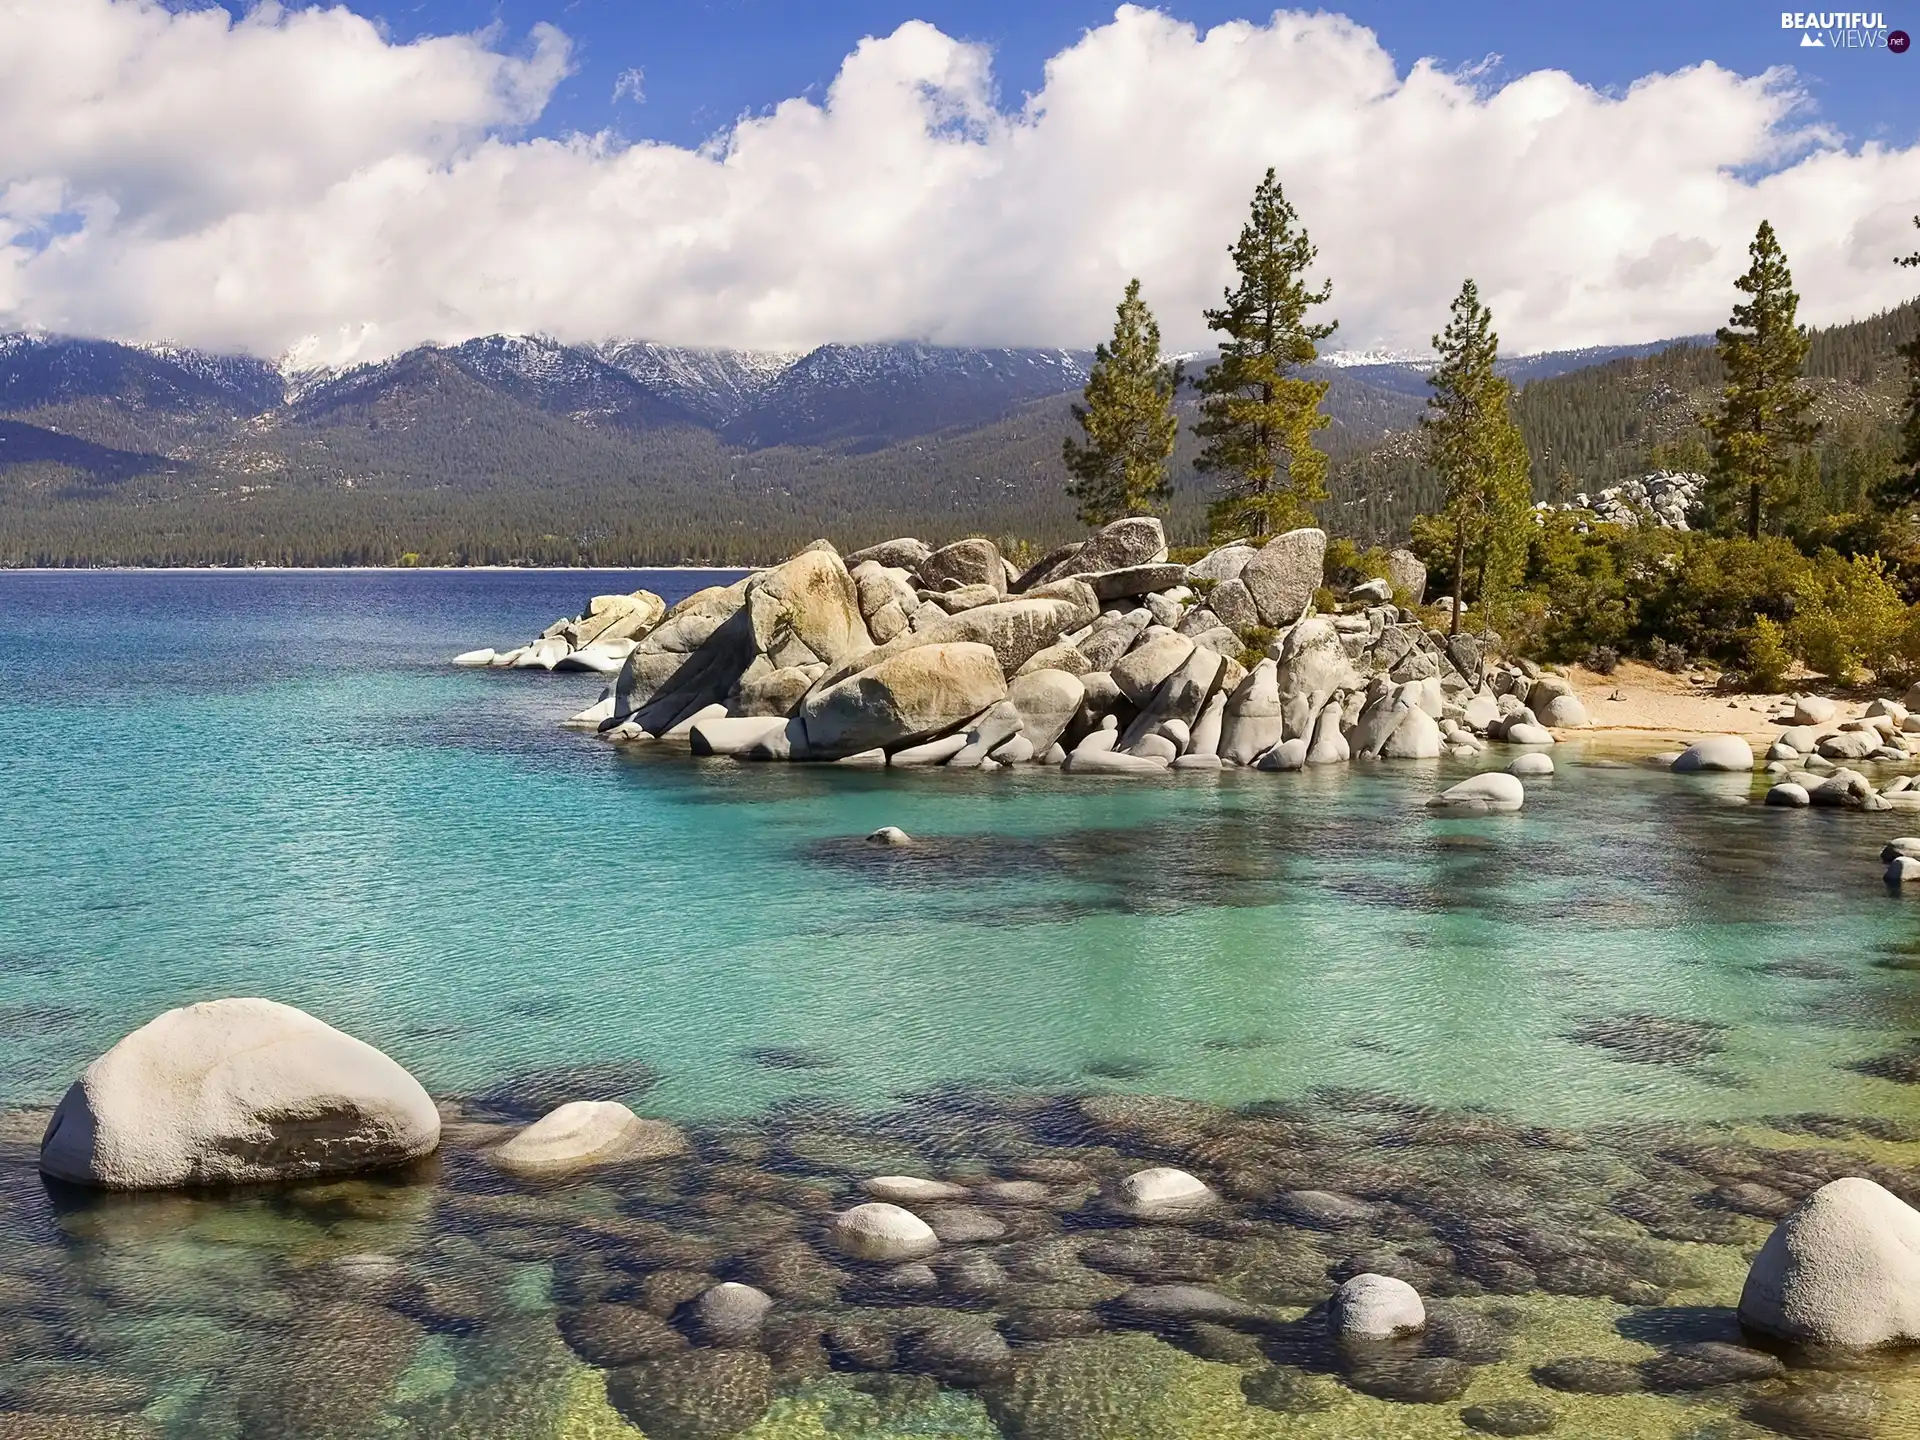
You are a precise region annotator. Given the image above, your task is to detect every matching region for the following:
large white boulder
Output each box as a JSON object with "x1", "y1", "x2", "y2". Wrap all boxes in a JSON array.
[
  {"x1": 1221, "y1": 659, "x2": 1285, "y2": 766},
  {"x1": 1239, "y1": 528, "x2": 1327, "y2": 627},
  {"x1": 1330, "y1": 1273, "x2": 1426, "y2": 1339},
  {"x1": 828, "y1": 1202, "x2": 940, "y2": 1261},
  {"x1": 1382, "y1": 705, "x2": 1444, "y2": 759},
  {"x1": 1429, "y1": 772, "x2": 1525, "y2": 814},
  {"x1": 1739, "y1": 1177, "x2": 1920, "y2": 1348},
  {"x1": 801, "y1": 642, "x2": 1008, "y2": 757},
  {"x1": 40, "y1": 999, "x2": 440, "y2": 1189},
  {"x1": 1672, "y1": 736, "x2": 1756, "y2": 773},
  {"x1": 1794, "y1": 695, "x2": 1838, "y2": 725},
  {"x1": 491, "y1": 1100, "x2": 688, "y2": 1178}
]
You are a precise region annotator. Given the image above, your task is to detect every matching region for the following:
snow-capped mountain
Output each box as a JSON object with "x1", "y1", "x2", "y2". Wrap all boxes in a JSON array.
[{"x1": 595, "y1": 342, "x2": 803, "y2": 427}]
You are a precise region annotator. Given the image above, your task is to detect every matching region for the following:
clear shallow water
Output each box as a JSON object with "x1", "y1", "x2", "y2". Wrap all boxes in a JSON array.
[{"x1": 5, "y1": 570, "x2": 1920, "y2": 1439}]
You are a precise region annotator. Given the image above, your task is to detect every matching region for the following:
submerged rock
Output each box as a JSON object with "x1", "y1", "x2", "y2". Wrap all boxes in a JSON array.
[
  {"x1": 491, "y1": 1100, "x2": 688, "y2": 1178},
  {"x1": 40, "y1": 998, "x2": 439, "y2": 1189},
  {"x1": 1329, "y1": 1272, "x2": 1426, "y2": 1339},
  {"x1": 866, "y1": 826, "x2": 914, "y2": 847},
  {"x1": 1672, "y1": 735, "x2": 1756, "y2": 773},
  {"x1": 828, "y1": 1202, "x2": 940, "y2": 1261},
  {"x1": 1428, "y1": 773, "x2": 1525, "y2": 814},
  {"x1": 1110, "y1": 1166, "x2": 1216, "y2": 1220}
]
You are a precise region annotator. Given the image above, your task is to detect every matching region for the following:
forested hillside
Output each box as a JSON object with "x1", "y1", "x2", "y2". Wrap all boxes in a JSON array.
[{"x1": 0, "y1": 310, "x2": 1910, "y2": 567}]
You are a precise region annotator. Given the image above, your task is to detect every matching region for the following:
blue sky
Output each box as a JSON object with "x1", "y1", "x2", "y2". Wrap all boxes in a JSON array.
[{"x1": 359, "y1": 1, "x2": 1918, "y2": 151}]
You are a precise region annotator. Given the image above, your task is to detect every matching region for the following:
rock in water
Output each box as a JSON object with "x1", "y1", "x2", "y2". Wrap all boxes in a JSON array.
[
  {"x1": 1766, "y1": 782, "x2": 1811, "y2": 807},
  {"x1": 801, "y1": 643, "x2": 1007, "y2": 757},
  {"x1": 867, "y1": 826, "x2": 913, "y2": 847},
  {"x1": 452, "y1": 648, "x2": 496, "y2": 667},
  {"x1": 1429, "y1": 773, "x2": 1525, "y2": 814},
  {"x1": 39, "y1": 998, "x2": 440, "y2": 1189},
  {"x1": 1330, "y1": 1273, "x2": 1426, "y2": 1339},
  {"x1": 1221, "y1": 659, "x2": 1285, "y2": 766},
  {"x1": 491, "y1": 1100, "x2": 689, "y2": 1178},
  {"x1": 1738, "y1": 1177, "x2": 1920, "y2": 1347},
  {"x1": 1240, "y1": 528, "x2": 1327, "y2": 627},
  {"x1": 685, "y1": 1282, "x2": 774, "y2": 1346},
  {"x1": 1110, "y1": 1166, "x2": 1216, "y2": 1219},
  {"x1": 1509, "y1": 752, "x2": 1554, "y2": 777},
  {"x1": 828, "y1": 1202, "x2": 940, "y2": 1261},
  {"x1": 1672, "y1": 736, "x2": 1755, "y2": 773}
]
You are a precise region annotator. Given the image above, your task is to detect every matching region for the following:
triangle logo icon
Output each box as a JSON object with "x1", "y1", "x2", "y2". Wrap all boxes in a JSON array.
[{"x1": 1799, "y1": 31, "x2": 1825, "y2": 45}]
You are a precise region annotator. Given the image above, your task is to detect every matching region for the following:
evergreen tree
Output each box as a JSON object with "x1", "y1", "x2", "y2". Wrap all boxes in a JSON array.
[
  {"x1": 1889, "y1": 216, "x2": 1920, "y2": 509},
  {"x1": 1422, "y1": 279, "x2": 1532, "y2": 636},
  {"x1": 1704, "y1": 220, "x2": 1819, "y2": 540},
  {"x1": 1194, "y1": 168, "x2": 1337, "y2": 542},
  {"x1": 1062, "y1": 279, "x2": 1182, "y2": 526}
]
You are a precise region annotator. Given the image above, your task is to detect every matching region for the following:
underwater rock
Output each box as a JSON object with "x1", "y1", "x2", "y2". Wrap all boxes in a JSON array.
[
  {"x1": 1109, "y1": 1166, "x2": 1216, "y2": 1220},
  {"x1": 1428, "y1": 772, "x2": 1525, "y2": 814},
  {"x1": 491, "y1": 1100, "x2": 688, "y2": 1178},
  {"x1": 683, "y1": 1282, "x2": 773, "y2": 1346},
  {"x1": 829, "y1": 1202, "x2": 941, "y2": 1262},
  {"x1": 1329, "y1": 1272, "x2": 1425, "y2": 1339},
  {"x1": 1672, "y1": 735, "x2": 1756, "y2": 773},
  {"x1": 604, "y1": 1348, "x2": 775, "y2": 1440},
  {"x1": 1463, "y1": 1399, "x2": 1560, "y2": 1435},
  {"x1": 866, "y1": 826, "x2": 914, "y2": 846},
  {"x1": 557, "y1": 1303, "x2": 689, "y2": 1366}
]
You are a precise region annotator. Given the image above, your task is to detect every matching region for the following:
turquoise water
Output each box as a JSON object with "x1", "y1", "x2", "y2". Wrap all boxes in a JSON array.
[
  {"x1": 3, "y1": 568, "x2": 1920, "y2": 1128},
  {"x1": 2, "y1": 569, "x2": 1918, "y2": 1125},
  {"x1": 7, "y1": 570, "x2": 1920, "y2": 1440}
]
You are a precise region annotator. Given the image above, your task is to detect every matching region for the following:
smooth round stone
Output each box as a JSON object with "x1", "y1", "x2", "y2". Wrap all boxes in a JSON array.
[
  {"x1": 1881, "y1": 838, "x2": 1920, "y2": 863},
  {"x1": 1671, "y1": 735, "x2": 1755, "y2": 773},
  {"x1": 492, "y1": 1100, "x2": 688, "y2": 1177},
  {"x1": 863, "y1": 1175, "x2": 968, "y2": 1204},
  {"x1": 979, "y1": 1180, "x2": 1051, "y2": 1205},
  {"x1": 1531, "y1": 1357, "x2": 1644, "y2": 1395},
  {"x1": 1766, "y1": 783, "x2": 1811, "y2": 807},
  {"x1": 452, "y1": 648, "x2": 496, "y2": 667},
  {"x1": 925, "y1": 1206, "x2": 1008, "y2": 1244},
  {"x1": 1329, "y1": 1272, "x2": 1426, "y2": 1339},
  {"x1": 1428, "y1": 772, "x2": 1524, "y2": 814},
  {"x1": 1504, "y1": 722, "x2": 1555, "y2": 746},
  {"x1": 1109, "y1": 1284, "x2": 1261, "y2": 1324},
  {"x1": 1110, "y1": 1166, "x2": 1216, "y2": 1219},
  {"x1": 1639, "y1": 1341, "x2": 1783, "y2": 1391},
  {"x1": 1887, "y1": 856, "x2": 1920, "y2": 887},
  {"x1": 1740, "y1": 1177, "x2": 1920, "y2": 1347},
  {"x1": 866, "y1": 827, "x2": 913, "y2": 846},
  {"x1": 685, "y1": 1282, "x2": 773, "y2": 1345},
  {"x1": 1508, "y1": 752, "x2": 1554, "y2": 777},
  {"x1": 828, "y1": 1202, "x2": 939, "y2": 1261}
]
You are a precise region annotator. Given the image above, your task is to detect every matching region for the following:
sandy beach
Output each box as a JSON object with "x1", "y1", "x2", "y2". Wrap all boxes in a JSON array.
[{"x1": 1554, "y1": 660, "x2": 1878, "y2": 744}]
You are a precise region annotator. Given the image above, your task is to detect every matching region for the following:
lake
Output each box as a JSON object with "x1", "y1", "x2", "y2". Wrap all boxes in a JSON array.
[{"x1": 2, "y1": 568, "x2": 1919, "y2": 1438}]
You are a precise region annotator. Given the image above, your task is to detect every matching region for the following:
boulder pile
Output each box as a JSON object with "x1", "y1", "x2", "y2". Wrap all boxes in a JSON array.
[
  {"x1": 1749, "y1": 693, "x2": 1920, "y2": 811},
  {"x1": 1536, "y1": 470, "x2": 1703, "y2": 532},
  {"x1": 461, "y1": 519, "x2": 1590, "y2": 774},
  {"x1": 453, "y1": 589, "x2": 668, "y2": 674}
]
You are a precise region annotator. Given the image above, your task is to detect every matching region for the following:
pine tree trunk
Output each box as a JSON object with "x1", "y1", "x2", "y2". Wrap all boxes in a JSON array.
[
  {"x1": 1747, "y1": 480, "x2": 1761, "y2": 541},
  {"x1": 1451, "y1": 517, "x2": 1466, "y2": 639}
]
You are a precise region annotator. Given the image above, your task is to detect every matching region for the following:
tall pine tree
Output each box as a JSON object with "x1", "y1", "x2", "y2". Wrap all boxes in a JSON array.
[
  {"x1": 1889, "y1": 216, "x2": 1920, "y2": 509},
  {"x1": 1704, "y1": 220, "x2": 1819, "y2": 540},
  {"x1": 1421, "y1": 279, "x2": 1531, "y2": 637},
  {"x1": 1194, "y1": 169, "x2": 1337, "y2": 542},
  {"x1": 1062, "y1": 279, "x2": 1182, "y2": 526}
]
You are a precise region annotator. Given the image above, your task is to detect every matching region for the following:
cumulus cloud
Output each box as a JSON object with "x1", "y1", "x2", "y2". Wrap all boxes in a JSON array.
[{"x1": 0, "y1": 0, "x2": 1916, "y2": 365}]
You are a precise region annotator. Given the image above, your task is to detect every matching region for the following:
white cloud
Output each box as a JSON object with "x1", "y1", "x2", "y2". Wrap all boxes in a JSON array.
[
  {"x1": 0, "y1": 0, "x2": 1916, "y2": 366},
  {"x1": 612, "y1": 66, "x2": 644, "y2": 105}
]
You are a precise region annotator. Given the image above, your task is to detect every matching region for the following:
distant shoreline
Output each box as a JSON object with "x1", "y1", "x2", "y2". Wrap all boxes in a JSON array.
[{"x1": 0, "y1": 564, "x2": 755, "y2": 575}]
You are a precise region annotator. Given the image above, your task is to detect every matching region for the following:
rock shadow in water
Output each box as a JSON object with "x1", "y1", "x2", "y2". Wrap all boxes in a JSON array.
[{"x1": 467, "y1": 1058, "x2": 663, "y2": 1121}]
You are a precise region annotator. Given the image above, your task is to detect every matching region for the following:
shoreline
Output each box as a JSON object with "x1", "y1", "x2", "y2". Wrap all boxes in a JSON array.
[{"x1": 0, "y1": 563, "x2": 754, "y2": 575}]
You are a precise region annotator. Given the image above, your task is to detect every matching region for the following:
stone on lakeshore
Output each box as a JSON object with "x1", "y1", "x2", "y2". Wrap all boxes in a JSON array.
[
  {"x1": 1888, "y1": 856, "x2": 1920, "y2": 886},
  {"x1": 1064, "y1": 749, "x2": 1169, "y2": 775},
  {"x1": 1382, "y1": 704, "x2": 1444, "y2": 759},
  {"x1": 838, "y1": 597, "x2": 1093, "y2": 685},
  {"x1": 555, "y1": 640, "x2": 637, "y2": 675},
  {"x1": 662, "y1": 701, "x2": 729, "y2": 742},
  {"x1": 1076, "y1": 609, "x2": 1152, "y2": 670},
  {"x1": 1429, "y1": 772, "x2": 1525, "y2": 814},
  {"x1": 514, "y1": 636, "x2": 569, "y2": 669},
  {"x1": 1128, "y1": 734, "x2": 1180, "y2": 763},
  {"x1": 916, "y1": 538, "x2": 1006, "y2": 595},
  {"x1": 1189, "y1": 542, "x2": 1259, "y2": 583},
  {"x1": 452, "y1": 647, "x2": 496, "y2": 667},
  {"x1": 1509, "y1": 752, "x2": 1555, "y2": 777},
  {"x1": 1766, "y1": 782, "x2": 1811, "y2": 807},
  {"x1": 1111, "y1": 1166, "x2": 1216, "y2": 1220},
  {"x1": 1206, "y1": 577, "x2": 1261, "y2": 634},
  {"x1": 1240, "y1": 527, "x2": 1327, "y2": 627},
  {"x1": 1881, "y1": 838, "x2": 1920, "y2": 862},
  {"x1": 488, "y1": 647, "x2": 524, "y2": 666},
  {"x1": 836, "y1": 748, "x2": 887, "y2": 767},
  {"x1": 1463, "y1": 692, "x2": 1500, "y2": 733},
  {"x1": 1014, "y1": 642, "x2": 1093, "y2": 678},
  {"x1": 866, "y1": 827, "x2": 913, "y2": 846},
  {"x1": 1795, "y1": 695, "x2": 1838, "y2": 725},
  {"x1": 991, "y1": 734, "x2": 1035, "y2": 764},
  {"x1": 1189, "y1": 691, "x2": 1227, "y2": 758},
  {"x1": 689, "y1": 716, "x2": 790, "y2": 757},
  {"x1": 1539, "y1": 693, "x2": 1589, "y2": 727},
  {"x1": 1671, "y1": 736, "x2": 1754, "y2": 773},
  {"x1": 1819, "y1": 729, "x2": 1882, "y2": 761},
  {"x1": 565, "y1": 694, "x2": 617, "y2": 730},
  {"x1": 801, "y1": 642, "x2": 1008, "y2": 758},
  {"x1": 1305, "y1": 702, "x2": 1350, "y2": 765},
  {"x1": 1129, "y1": 646, "x2": 1224, "y2": 741},
  {"x1": 1081, "y1": 563, "x2": 1190, "y2": 601},
  {"x1": 1386, "y1": 548, "x2": 1428, "y2": 603},
  {"x1": 492, "y1": 1101, "x2": 688, "y2": 1178},
  {"x1": 732, "y1": 664, "x2": 821, "y2": 718},
  {"x1": 574, "y1": 590, "x2": 668, "y2": 648},
  {"x1": 1009, "y1": 669, "x2": 1087, "y2": 753},
  {"x1": 890, "y1": 733, "x2": 970, "y2": 767},
  {"x1": 1172, "y1": 753, "x2": 1222, "y2": 770},
  {"x1": 1221, "y1": 659, "x2": 1285, "y2": 766},
  {"x1": 1276, "y1": 617, "x2": 1357, "y2": 738},
  {"x1": 1329, "y1": 1273, "x2": 1426, "y2": 1339},
  {"x1": 1738, "y1": 1177, "x2": 1920, "y2": 1348},
  {"x1": 1504, "y1": 722, "x2": 1555, "y2": 746},
  {"x1": 924, "y1": 582, "x2": 1003, "y2": 613},
  {"x1": 685, "y1": 1282, "x2": 774, "y2": 1346},
  {"x1": 865, "y1": 1175, "x2": 969, "y2": 1204},
  {"x1": 847, "y1": 537, "x2": 932, "y2": 571},
  {"x1": 949, "y1": 699, "x2": 1026, "y2": 768},
  {"x1": 828, "y1": 1202, "x2": 940, "y2": 1261},
  {"x1": 740, "y1": 716, "x2": 810, "y2": 762},
  {"x1": 40, "y1": 998, "x2": 440, "y2": 1189},
  {"x1": 1256, "y1": 737, "x2": 1309, "y2": 771},
  {"x1": 1111, "y1": 631, "x2": 1196, "y2": 705}
]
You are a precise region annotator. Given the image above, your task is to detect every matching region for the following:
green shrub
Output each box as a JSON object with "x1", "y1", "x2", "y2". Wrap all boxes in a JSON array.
[
  {"x1": 1786, "y1": 553, "x2": 1913, "y2": 685},
  {"x1": 1236, "y1": 625, "x2": 1277, "y2": 670},
  {"x1": 1742, "y1": 616, "x2": 1792, "y2": 691}
]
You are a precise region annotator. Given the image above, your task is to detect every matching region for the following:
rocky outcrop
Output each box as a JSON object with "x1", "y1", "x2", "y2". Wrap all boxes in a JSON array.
[
  {"x1": 462, "y1": 517, "x2": 1549, "y2": 778},
  {"x1": 491, "y1": 1100, "x2": 689, "y2": 1178},
  {"x1": 40, "y1": 998, "x2": 440, "y2": 1189}
]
